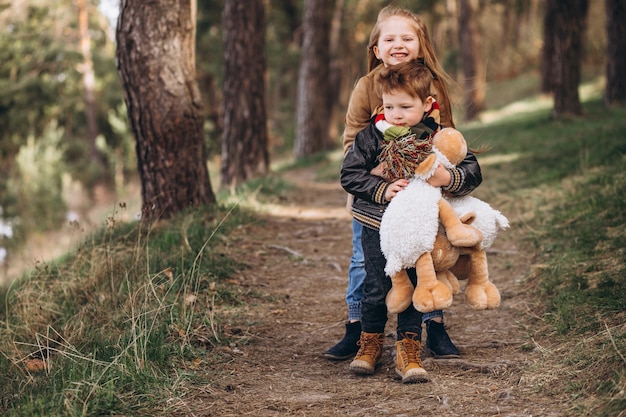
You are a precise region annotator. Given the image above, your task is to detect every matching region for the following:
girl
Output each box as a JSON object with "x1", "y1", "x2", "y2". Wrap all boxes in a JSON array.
[{"x1": 325, "y1": 5, "x2": 481, "y2": 361}]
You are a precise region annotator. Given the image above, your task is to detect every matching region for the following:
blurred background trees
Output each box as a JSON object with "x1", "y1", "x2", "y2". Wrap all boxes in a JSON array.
[{"x1": 0, "y1": 0, "x2": 613, "y2": 267}]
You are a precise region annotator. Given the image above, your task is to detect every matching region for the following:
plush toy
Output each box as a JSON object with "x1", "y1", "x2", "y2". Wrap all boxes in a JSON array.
[
  {"x1": 379, "y1": 127, "x2": 483, "y2": 314},
  {"x1": 379, "y1": 127, "x2": 508, "y2": 313}
]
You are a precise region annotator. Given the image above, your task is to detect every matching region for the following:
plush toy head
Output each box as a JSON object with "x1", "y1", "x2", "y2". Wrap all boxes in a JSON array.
[
  {"x1": 433, "y1": 128, "x2": 467, "y2": 166},
  {"x1": 414, "y1": 127, "x2": 467, "y2": 178}
]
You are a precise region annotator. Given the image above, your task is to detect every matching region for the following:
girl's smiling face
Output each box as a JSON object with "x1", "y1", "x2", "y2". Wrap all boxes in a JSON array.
[{"x1": 373, "y1": 16, "x2": 421, "y2": 67}]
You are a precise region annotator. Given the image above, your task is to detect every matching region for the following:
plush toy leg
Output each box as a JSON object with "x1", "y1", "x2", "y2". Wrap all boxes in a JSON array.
[
  {"x1": 386, "y1": 270, "x2": 415, "y2": 314},
  {"x1": 431, "y1": 230, "x2": 460, "y2": 271},
  {"x1": 437, "y1": 270, "x2": 460, "y2": 294},
  {"x1": 438, "y1": 199, "x2": 482, "y2": 247},
  {"x1": 449, "y1": 254, "x2": 471, "y2": 280},
  {"x1": 464, "y1": 249, "x2": 501, "y2": 310},
  {"x1": 412, "y1": 252, "x2": 453, "y2": 313}
]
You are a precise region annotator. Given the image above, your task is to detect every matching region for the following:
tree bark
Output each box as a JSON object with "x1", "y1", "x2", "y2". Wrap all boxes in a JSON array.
[
  {"x1": 116, "y1": 0, "x2": 215, "y2": 223},
  {"x1": 605, "y1": 0, "x2": 626, "y2": 106},
  {"x1": 549, "y1": 0, "x2": 589, "y2": 118},
  {"x1": 458, "y1": 0, "x2": 485, "y2": 121},
  {"x1": 221, "y1": 0, "x2": 269, "y2": 189},
  {"x1": 294, "y1": 0, "x2": 334, "y2": 159}
]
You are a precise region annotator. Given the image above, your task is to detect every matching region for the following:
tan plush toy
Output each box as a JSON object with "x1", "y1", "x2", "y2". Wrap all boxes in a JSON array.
[
  {"x1": 380, "y1": 128, "x2": 483, "y2": 314},
  {"x1": 442, "y1": 193, "x2": 509, "y2": 310},
  {"x1": 381, "y1": 128, "x2": 507, "y2": 313}
]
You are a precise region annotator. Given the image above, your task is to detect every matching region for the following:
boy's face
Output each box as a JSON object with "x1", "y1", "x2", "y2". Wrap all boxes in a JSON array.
[{"x1": 382, "y1": 89, "x2": 433, "y2": 127}]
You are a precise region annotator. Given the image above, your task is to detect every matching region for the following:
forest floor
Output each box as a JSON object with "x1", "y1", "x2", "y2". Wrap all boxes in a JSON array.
[{"x1": 180, "y1": 166, "x2": 573, "y2": 417}]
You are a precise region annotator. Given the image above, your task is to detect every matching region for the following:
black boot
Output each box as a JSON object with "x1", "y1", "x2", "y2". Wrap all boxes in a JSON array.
[
  {"x1": 324, "y1": 321, "x2": 361, "y2": 360},
  {"x1": 425, "y1": 320, "x2": 460, "y2": 358}
]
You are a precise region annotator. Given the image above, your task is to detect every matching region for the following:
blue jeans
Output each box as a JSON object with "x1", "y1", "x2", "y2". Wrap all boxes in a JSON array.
[
  {"x1": 347, "y1": 219, "x2": 443, "y2": 322},
  {"x1": 346, "y1": 219, "x2": 365, "y2": 321}
]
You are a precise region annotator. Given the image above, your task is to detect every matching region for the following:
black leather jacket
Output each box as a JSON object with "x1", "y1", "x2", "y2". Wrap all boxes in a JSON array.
[{"x1": 340, "y1": 122, "x2": 482, "y2": 230}]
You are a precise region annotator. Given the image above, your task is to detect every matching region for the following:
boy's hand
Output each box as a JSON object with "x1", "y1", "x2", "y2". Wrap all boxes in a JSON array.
[
  {"x1": 385, "y1": 178, "x2": 409, "y2": 201},
  {"x1": 427, "y1": 164, "x2": 451, "y2": 187},
  {"x1": 370, "y1": 162, "x2": 387, "y2": 179}
]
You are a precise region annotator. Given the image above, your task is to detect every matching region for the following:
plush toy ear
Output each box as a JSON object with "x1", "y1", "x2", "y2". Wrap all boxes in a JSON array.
[{"x1": 415, "y1": 154, "x2": 437, "y2": 177}]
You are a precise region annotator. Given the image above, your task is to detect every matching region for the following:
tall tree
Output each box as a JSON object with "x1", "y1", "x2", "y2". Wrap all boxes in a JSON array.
[
  {"x1": 76, "y1": 0, "x2": 105, "y2": 170},
  {"x1": 221, "y1": 0, "x2": 269, "y2": 189},
  {"x1": 458, "y1": 0, "x2": 484, "y2": 121},
  {"x1": 546, "y1": 0, "x2": 589, "y2": 118},
  {"x1": 294, "y1": 0, "x2": 334, "y2": 159},
  {"x1": 116, "y1": 0, "x2": 215, "y2": 222},
  {"x1": 605, "y1": 0, "x2": 626, "y2": 106},
  {"x1": 540, "y1": 0, "x2": 558, "y2": 94}
]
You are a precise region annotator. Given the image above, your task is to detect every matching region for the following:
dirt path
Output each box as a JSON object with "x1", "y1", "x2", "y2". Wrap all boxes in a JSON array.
[{"x1": 183, "y1": 168, "x2": 568, "y2": 417}]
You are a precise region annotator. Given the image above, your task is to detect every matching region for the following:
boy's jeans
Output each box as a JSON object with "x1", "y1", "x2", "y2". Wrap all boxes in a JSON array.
[{"x1": 347, "y1": 219, "x2": 444, "y2": 323}]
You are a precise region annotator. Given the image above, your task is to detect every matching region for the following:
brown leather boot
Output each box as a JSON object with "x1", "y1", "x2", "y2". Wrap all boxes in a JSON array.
[
  {"x1": 395, "y1": 332, "x2": 429, "y2": 383},
  {"x1": 349, "y1": 332, "x2": 385, "y2": 375}
]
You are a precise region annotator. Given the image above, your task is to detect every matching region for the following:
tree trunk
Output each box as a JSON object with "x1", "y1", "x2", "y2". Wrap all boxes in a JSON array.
[
  {"x1": 458, "y1": 0, "x2": 484, "y2": 121},
  {"x1": 605, "y1": 0, "x2": 626, "y2": 106},
  {"x1": 76, "y1": 0, "x2": 105, "y2": 170},
  {"x1": 294, "y1": 0, "x2": 334, "y2": 159},
  {"x1": 327, "y1": 0, "x2": 344, "y2": 142},
  {"x1": 221, "y1": 0, "x2": 269, "y2": 189},
  {"x1": 540, "y1": 0, "x2": 558, "y2": 94},
  {"x1": 116, "y1": 0, "x2": 215, "y2": 223},
  {"x1": 549, "y1": 0, "x2": 588, "y2": 118}
]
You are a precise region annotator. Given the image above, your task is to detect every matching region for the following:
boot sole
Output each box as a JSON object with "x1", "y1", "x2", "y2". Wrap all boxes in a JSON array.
[
  {"x1": 323, "y1": 351, "x2": 358, "y2": 361},
  {"x1": 349, "y1": 359, "x2": 377, "y2": 375},
  {"x1": 395, "y1": 368, "x2": 430, "y2": 383},
  {"x1": 431, "y1": 354, "x2": 460, "y2": 359}
]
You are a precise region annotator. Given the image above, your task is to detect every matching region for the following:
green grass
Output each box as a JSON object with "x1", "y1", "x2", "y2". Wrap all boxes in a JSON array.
[
  {"x1": 0, "y1": 203, "x2": 256, "y2": 416},
  {"x1": 461, "y1": 96, "x2": 626, "y2": 416}
]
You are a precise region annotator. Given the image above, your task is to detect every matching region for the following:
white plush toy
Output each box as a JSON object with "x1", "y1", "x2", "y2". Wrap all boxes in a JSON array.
[{"x1": 379, "y1": 128, "x2": 508, "y2": 313}]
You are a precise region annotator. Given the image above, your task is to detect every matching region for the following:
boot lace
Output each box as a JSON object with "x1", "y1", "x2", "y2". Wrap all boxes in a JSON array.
[
  {"x1": 358, "y1": 334, "x2": 383, "y2": 357},
  {"x1": 398, "y1": 332, "x2": 423, "y2": 367}
]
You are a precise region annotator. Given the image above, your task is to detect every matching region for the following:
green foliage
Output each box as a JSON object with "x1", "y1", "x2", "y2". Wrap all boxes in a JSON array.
[
  {"x1": 8, "y1": 123, "x2": 67, "y2": 233},
  {"x1": 0, "y1": 4, "x2": 82, "y2": 150},
  {"x1": 0, "y1": 0, "x2": 129, "y2": 240}
]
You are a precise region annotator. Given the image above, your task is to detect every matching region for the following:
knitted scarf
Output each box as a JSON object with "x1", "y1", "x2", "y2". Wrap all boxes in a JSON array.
[{"x1": 376, "y1": 101, "x2": 441, "y2": 181}]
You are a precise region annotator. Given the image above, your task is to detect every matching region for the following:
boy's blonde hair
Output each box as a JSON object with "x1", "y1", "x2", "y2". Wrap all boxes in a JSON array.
[
  {"x1": 367, "y1": 5, "x2": 457, "y2": 127},
  {"x1": 378, "y1": 62, "x2": 434, "y2": 103}
]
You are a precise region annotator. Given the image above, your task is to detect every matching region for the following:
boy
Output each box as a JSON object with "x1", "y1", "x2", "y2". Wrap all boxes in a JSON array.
[{"x1": 340, "y1": 62, "x2": 482, "y2": 383}]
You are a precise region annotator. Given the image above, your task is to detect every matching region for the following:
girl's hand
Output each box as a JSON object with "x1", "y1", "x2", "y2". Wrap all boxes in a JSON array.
[
  {"x1": 385, "y1": 178, "x2": 409, "y2": 201},
  {"x1": 427, "y1": 163, "x2": 452, "y2": 187}
]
